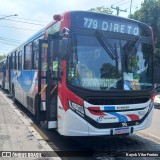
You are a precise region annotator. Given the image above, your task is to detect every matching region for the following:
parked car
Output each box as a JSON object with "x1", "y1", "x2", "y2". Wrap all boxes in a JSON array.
[{"x1": 154, "y1": 86, "x2": 160, "y2": 109}]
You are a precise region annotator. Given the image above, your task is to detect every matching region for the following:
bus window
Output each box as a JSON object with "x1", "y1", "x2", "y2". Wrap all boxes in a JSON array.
[
  {"x1": 18, "y1": 51, "x2": 22, "y2": 70},
  {"x1": 24, "y1": 43, "x2": 32, "y2": 70},
  {"x1": 15, "y1": 51, "x2": 17, "y2": 70},
  {"x1": 41, "y1": 43, "x2": 48, "y2": 71},
  {"x1": 33, "y1": 36, "x2": 44, "y2": 70},
  {"x1": 33, "y1": 49, "x2": 39, "y2": 70},
  {"x1": 33, "y1": 41, "x2": 39, "y2": 70},
  {"x1": 11, "y1": 52, "x2": 15, "y2": 69}
]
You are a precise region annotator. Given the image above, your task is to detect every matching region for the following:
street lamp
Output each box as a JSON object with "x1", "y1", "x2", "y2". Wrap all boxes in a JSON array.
[{"x1": 0, "y1": 14, "x2": 18, "y2": 20}]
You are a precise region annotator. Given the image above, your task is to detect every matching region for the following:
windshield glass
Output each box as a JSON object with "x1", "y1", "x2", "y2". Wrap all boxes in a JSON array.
[{"x1": 68, "y1": 35, "x2": 153, "y2": 91}]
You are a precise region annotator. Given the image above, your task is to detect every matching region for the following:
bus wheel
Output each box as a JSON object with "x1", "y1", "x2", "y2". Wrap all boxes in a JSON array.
[{"x1": 12, "y1": 86, "x2": 17, "y2": 103}]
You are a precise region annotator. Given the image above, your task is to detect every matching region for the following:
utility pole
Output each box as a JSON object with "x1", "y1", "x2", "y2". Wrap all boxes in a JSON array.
[
  {"x1": 130, "y1": 0, "x2": 133, "y2": 15},
  {"x1": 111, "y1": 5, "x2": 127, "y2": 16}
]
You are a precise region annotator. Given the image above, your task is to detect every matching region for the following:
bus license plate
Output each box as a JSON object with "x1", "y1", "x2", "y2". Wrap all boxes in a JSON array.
[{"x1": 114, "y1": 128, "x2": 129, "y2": 135}]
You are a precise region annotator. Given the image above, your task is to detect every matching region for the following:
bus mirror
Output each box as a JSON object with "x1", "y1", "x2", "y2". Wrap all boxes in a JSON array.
[
  {"x1": 59, "y1": 38, "x2": 70, "y2": 59},
  {"x1": 53, "y1": 61, "x2": 58, "y2": 71}
]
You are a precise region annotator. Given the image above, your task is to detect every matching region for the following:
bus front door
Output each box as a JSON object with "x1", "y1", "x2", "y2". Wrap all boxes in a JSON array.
[
  {"x1": 38, "y1": 38, "x2": 58, "y2": 129},
  {"x1": 37, "y1": 40, "x2": 48, "y2": 126}
]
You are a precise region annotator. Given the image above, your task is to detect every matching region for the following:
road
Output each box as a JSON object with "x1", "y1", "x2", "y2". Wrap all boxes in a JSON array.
[
  {"x1": 18, "y1": 102, "x2": 160, "y2": 160},
  {"x1": 2, "y1": 90, "x2": 160, "y2": 160},
  {"x1": 138, "y1": 108, "x2": 160, "y2": 140}
]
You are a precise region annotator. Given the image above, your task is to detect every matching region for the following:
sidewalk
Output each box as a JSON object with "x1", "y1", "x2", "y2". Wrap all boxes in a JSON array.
[
  {"x1": 0, "y1": 90, "x2": 60, "y2": 160},
  {"x1": 136, "y1": 108, "x2": 160, "y2": 143}
]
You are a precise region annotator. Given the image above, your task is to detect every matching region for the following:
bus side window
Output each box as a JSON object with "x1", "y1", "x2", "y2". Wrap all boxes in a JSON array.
[
  {"x1": 18, "y1": 51, "x2": 22, "y2": 70},
  {"x1": 50, "y1": 40, "x2": 59, "y2": 77},
  {"x1": 33, "y1": 49, "x2": 39, "y2": 70},
  {"x1": 24, "y1": 43, "x2": 32, "y2": 70},
  {"x1": 15, "y1": 51, "x2": 18, "y2": 70},
  {"x1": 33, "y1": 36, "x2": 44, "y2": 70},
  {"x1": 11, "y1": 52, "x2": 15, "y2": 70}
]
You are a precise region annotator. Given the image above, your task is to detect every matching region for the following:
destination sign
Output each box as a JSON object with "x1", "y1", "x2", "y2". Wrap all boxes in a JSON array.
[{"x1": 75, "y1": 15, "x2": 140, "y2": 36}]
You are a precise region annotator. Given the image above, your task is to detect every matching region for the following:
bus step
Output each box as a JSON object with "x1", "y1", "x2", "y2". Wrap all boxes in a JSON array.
[
  {"x1": 40, "y1": 121, "x2": 57, "y2": 129},
  {"x1": 48, "y1": 121, "x2": 57, "y2": 129}
]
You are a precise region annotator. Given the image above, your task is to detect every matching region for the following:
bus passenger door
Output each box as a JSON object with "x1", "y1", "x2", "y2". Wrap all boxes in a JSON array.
[
  {"x1": 38, "y1": 37, "x2": 58, "y2": 129},
  {"x1": 37, "y1": 40, "x2": 48, "y2": 123},
  {"x1": 46, "y1": 35, "x2": 59, "y2": 129}
]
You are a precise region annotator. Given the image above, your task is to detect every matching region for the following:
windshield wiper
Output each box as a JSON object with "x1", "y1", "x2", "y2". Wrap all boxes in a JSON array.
[
  {"x1": 95, "y1": 31, "x2": 117, "y2": 60},
  {"x1": 128, "y1": 37, "x2": 141, "y2": 57}
]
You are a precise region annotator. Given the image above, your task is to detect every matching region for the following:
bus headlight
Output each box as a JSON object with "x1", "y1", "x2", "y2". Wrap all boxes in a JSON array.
[{"x1": 68, "y1": 101, "x2": 84, "y2": 117}]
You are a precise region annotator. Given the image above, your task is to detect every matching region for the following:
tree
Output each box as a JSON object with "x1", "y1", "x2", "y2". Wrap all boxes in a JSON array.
[
  {"x1": 129, "y1": 0, "x2": 160, "y2": 57},
  {"x1": 0, "y1": 54, "x2": 6, "y2": 61},
  {"x1": 129, "y1": 0, "x2": 160, "y2": 83},
  {"x1": 88, "y1": 6, "x2": 113, "y2": 14}
]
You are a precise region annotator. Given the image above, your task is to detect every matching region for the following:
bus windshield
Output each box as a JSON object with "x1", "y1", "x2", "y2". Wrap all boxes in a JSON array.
[{"x1": 68, "y1": 34, "x2": 153, "y2": 91}]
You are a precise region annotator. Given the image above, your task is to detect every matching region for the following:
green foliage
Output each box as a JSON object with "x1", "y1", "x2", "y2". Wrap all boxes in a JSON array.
[
  {"x1": 129, "y1": 0, "x2": 160, "y2": 57},
  {"x1": 88, "y1": 6, "x2": 113, "y2": 14},
  {"x1": 0, "y1": 55, "x2": 6, "y2": 61}
]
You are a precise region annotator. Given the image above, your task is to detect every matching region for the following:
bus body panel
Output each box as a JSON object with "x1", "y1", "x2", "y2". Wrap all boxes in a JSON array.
[
  {"x1": 2, "y1": 11, "x2": 154, "y2": 136},
  {"x1": 57, "y1": 101, "x2": 89, "y2": 136},
  {"x1": 57, "y1": 94, "x2": 153, "y2": 136}
]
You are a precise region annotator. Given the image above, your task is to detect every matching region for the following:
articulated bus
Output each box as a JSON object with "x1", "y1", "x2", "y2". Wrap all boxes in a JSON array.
[{"x1": 3, "y1": 11, "x2": 154, "y2": 136}]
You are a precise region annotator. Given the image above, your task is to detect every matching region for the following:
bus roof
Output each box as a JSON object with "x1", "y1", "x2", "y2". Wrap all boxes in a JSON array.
[{"x1": 7, "y1": 10, "x2": 152, "y2": 55}]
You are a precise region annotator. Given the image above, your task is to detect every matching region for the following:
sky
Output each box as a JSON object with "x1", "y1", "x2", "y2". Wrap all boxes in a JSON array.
[{"x1": 0, "y1": 0, "x2": 144, "y2": 55}]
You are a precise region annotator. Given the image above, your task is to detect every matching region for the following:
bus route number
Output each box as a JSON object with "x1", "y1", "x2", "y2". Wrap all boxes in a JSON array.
[
  {"x1": 83, "y1": 17, "x2": 140, "y2": 35},
  {"x1": 84, "y1": 18, "x2": 98, "y2": 29}
]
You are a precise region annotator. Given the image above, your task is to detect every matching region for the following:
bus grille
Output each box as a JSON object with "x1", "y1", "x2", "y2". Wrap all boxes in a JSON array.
[{"x1": 86, "y1": 97, "x2": 150, "y2": 105}]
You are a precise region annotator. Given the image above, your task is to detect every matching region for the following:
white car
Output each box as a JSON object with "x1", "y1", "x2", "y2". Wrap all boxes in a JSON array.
[{"x1": 154, "y1": 86, "x2": 160, "y2": 108}]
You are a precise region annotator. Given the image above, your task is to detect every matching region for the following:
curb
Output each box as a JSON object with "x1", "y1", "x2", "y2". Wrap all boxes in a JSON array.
[{"x1": 0, "y1": 91, "x2": 61, "y2": 160}]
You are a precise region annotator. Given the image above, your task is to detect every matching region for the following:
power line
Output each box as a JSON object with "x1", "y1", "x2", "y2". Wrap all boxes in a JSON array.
[
  {"x1": 111, "y1": 5, "x2": 127, "y2": 15},
  {"x1": 2, "y1": 18, "x2": 45, "y2": 26},
  {"x1": 0, "y1": 36, "x2": 21, "y2": 42},
  {"x1": 15, "y1": 17, "x2": 49, "y2": 24},
  {"x1": 111, "y1": 0, "x2": 127, "y2": 6},
  {"x1": 0, "y1": 14, "x2": 18, "y2": 20},
  {"x1": 0, "y1": 14, "x2": 50, "y2": 24},
  {"x1": 0, "y1": 24, "x2": 38, "y2": 31},
  {"x1": 0, "y1": 39, "x2": 20, "y2": 45},
  {"x1": 0, "y1": 38, "x2": 21, "y2": 44},
  {"x1": 118, "y1": 0, "x2": 131, "y2": 6},
  {"x1": 0, "y1": 40, "x2": 19, "y2": 46},
  {"x1": 125, "y1": 3, "x2": 142, "y2": 11}
]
